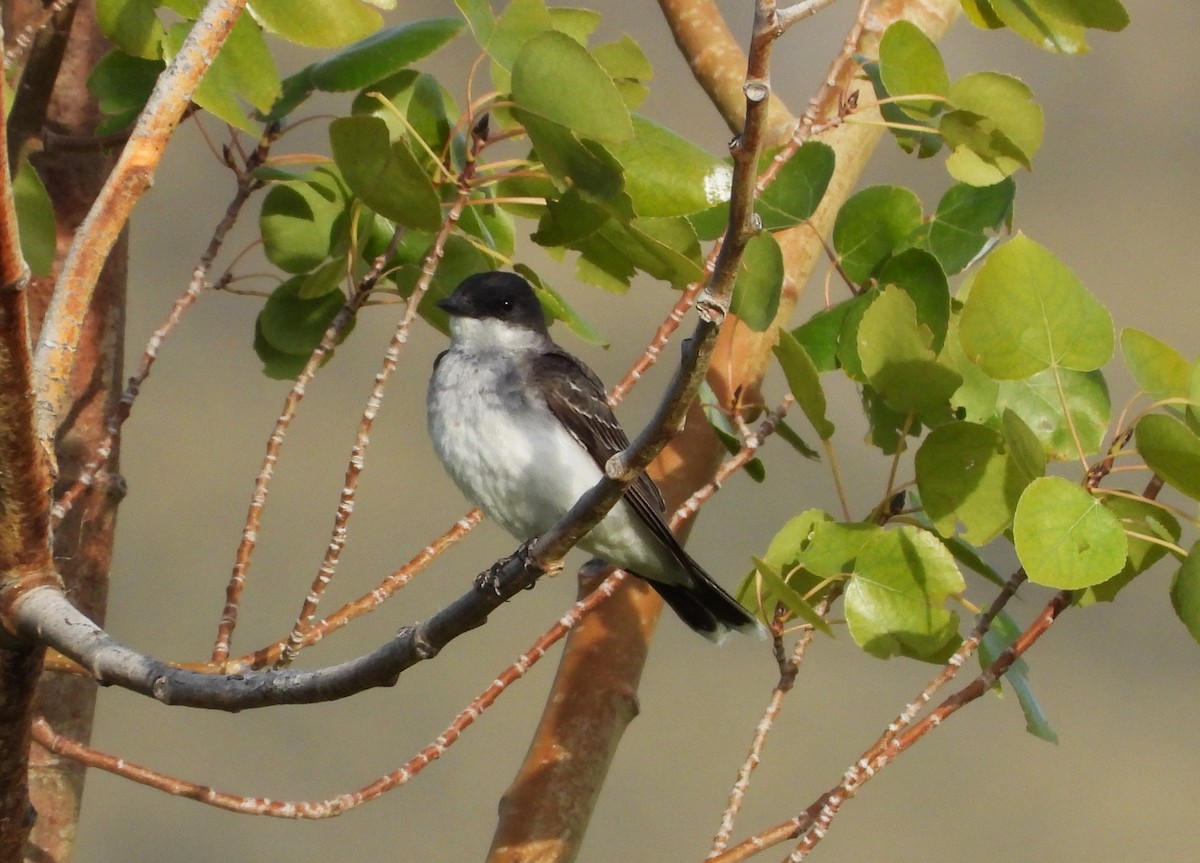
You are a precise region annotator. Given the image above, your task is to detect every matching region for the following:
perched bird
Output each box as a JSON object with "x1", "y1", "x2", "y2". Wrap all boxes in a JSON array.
[{"x1": 426, "y1": 271, "x2": 763, "y2": 642}]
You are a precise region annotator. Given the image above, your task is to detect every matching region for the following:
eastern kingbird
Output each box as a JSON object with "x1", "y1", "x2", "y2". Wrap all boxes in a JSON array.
[{"x1": 427, "y1": 271, "x2": 763, "y2": 642}]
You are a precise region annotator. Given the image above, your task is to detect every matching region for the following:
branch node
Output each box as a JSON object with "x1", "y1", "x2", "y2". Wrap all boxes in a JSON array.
[
  {"x1": 743, "y1": 78, "x2": 770, "y2": 103},
  {"x1": 695, "y1": 294, "x2": 727, "y2": 326}
]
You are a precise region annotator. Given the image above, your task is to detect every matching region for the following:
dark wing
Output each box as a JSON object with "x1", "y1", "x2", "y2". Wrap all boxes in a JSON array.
[{"x1": 531, "y1": 349, "x2": 667, "y2": 516}]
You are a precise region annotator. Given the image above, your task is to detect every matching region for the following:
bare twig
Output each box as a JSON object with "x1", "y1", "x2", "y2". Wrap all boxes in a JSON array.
[
  {"x1": 51, "y1": 127, "x2": 279, "y2": 526},
  {"x1": 277, "y1": 123, "x2": 489, "y2": 667}
]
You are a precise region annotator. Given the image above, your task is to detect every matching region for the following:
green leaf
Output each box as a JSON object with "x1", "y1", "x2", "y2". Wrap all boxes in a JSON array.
[
  {"x1": 833, "y1": 185, "x2": 924, "y2": 285},
  {"x1": 731, "y1": 233, "x2": 783, "y2": 332},
  {"x1": 163, "y1": 15, "x2": 281, "y2": 131},
  {"x1": 516, "y1": 109, "x2": 625, "y2": 203},
  {"x1": 306, "y1": 18, "x2": 465, "y2": 92},
  {"x1": 593, "y1": 36, "x2": 653, "y2": 109},
  {"x1": 260, "y1": 172, "x2": 349, "y2": 273},
  {"x1": 996, "y1": 368, "x2": 1110, "y2": 460},
  {"x1": 1170, "y1": 543, "x2": 1200, "y2": 646},
  {"x1": 961, "y1": 0, "x2": 1005, "y2": 29},
  {"x1": 945, "y1": 314, "x2": 1000, "y2": 422},
  {"x1": 761, "y1": 510, "x2": 834, "y2": 571},
  {"x1": 800, "y1": 522, "x2": 880, "y2": 580},
  {"x1": 1136, "y1": 414, "x2": 1200, "y2": 501},
  {"x1": 250, "y1": 0, "x2": 382, "y2": 49},
  {"x1": 750, "y1": 558, "x2": 833, "y2": 634},
  {"x1": 845, "y1": 526, "x2": 965, "y2": 660},
  {"x1": 775, "y1": 331, "x2": 835, "y2": 439},
  {"x1": 857, "y1": 286, "x2": 961, "y2": 415},
  {"x1": 13, "y1": 159, "x2": 56, "y2": 277},
  {"x1": 942, "y1": 73, "x2": 1043, "y2": 185},
  {"x1": 878, "y1": 19, "x2": 949, "y2": 121},
  {"x1": 548, "y1": 7, "x2": 600, "y2": 43},
  {"x1": 773, "y1": 420, "x2": 820, "y2": 460},
  {"x1": 96, "y1": 0, "x2": 165, "y2": 59},
  {"x1": 959, "y1": 234, "x2": 1112, "y2": 379},
  {"x1": 916, "y1": 420, "x2": 1043, "y2": 544},
  {"x1": 510, "y1": 31, "x2": 633, "y2": 144},
  {"x1": 1041, "y1": 0, "x2": 1129, "y2": 31},
  {"x1": 480, "y1": 0, "x2": 552, "y2": 81},
  {"x1": 698, "y1": 383, "x2": 765, "y2": 482},
  {"x1": 606, "y1": 116, "x2": 729, "y2": 217},
  {"x1": 862, "y1": 60, "x2": 941, "y2": 158},
  {"x1": 756, "y1": 141, "x2": 836, "y2": 230},
  {"x1": 877, "y1": 247, "x2": 950, "y2": 352},
  {"x1": 978, "y1": 611, "x2": 1058, "y2": 743},
  {"x1": 792, "y1": 303, "x2": 851, "y2": 373},
  {"x1": 1081, "y1": 493, "x2": 1182, "y2": 604},
  {"x1": 89, "y1": 50, "x2": 166, "y2": 134},
  {"x1": 1121, "y1": 328, "x2": 1191, "y2": 408},
  {"x1": 329, "y1": 115, "x2": 442, "y2": 230},
  {"x1": 905, "y1": 178, "x2": 1014, "y2": 275},
  {"x1": 1013, "y1": 477, "x2": 1128, "y2": 589},
  {"x1": 987, "y1": 0, "x2": 1087, "y2": 54},
  {"x1": 256, "y1": 275, "x2": 346, "y2": 358}
]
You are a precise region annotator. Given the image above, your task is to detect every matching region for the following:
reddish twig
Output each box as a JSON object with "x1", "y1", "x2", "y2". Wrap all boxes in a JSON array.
[
  {"x1": 51, "y1": 127, "x2": 278, "y2": 526},
  {"x1": 276, "y1": 125, "x2": 490, "y2": 667}
]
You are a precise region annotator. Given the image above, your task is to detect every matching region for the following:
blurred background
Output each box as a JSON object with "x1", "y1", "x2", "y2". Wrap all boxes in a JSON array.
[{"x1": 73, "y1": 2, "x2": 1199, "y2": 861}]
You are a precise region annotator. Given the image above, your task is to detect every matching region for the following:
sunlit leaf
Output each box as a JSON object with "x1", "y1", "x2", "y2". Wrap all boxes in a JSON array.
[
  {"x1": 905, "y1": 178, "x2": 1014, "y2": 274},
  {"x1": 1013, "y1": 477, "x2": 1127, "y2": 589},
  {"x1": 96, "y1": 0, "x2": 164, "y2": 59},
  {"x1": 845, "y1": 526, "x2": 964, "y2": 660},
  {"x1": 916, "y1": 420, "x2": 1043, "y2": 544},
  {"x1": 942, "y1": 73, "x2": 1043, "y2": 185},
  {"x1": 1121, "y1": 328, "x2": 1190, "y2": 408},
  {"x1": 959, "y1": 234, "x2": 1112, "y2": 379},
  {"x1": 250, "y1": 0, "x2": 382, "y2": 49},
  {"x1": 607, "y1": 116, "x2": 729, "y2": 217},
  {"x1": 857, "y1": 286, "x2": 961, "y2": 415},
  {"x1": 996, "y1": 368, "x2": 1110, "y2": 460},
  {"x1": 878, "y1": 19, "x2": 949, "y2": 121},
  {"x1": 1136, "y1": 414, "x2": 1200, "y2": 501}
]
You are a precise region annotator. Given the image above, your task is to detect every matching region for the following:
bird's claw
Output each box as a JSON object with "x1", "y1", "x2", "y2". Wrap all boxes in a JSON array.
[{"x1": 474, "y1": 538, "x2": 542, "y2": 596}]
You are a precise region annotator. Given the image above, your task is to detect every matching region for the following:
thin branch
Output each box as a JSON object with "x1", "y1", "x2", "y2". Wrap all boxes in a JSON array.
[
  {"x1": 277, "y1": 124, "x2": 487, "y2": 667},
  {"x1": 32, "y1": 0, "x2": 250, "y2": 448},
  {"x1": 708, "y1": 597, "x2": 827, "y2": 858},
  {"x1": 51, "y1": 126, "x2": 278, "y2": 526}
]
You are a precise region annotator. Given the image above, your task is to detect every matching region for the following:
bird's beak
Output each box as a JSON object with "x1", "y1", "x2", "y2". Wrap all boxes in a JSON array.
[{"x1": 436, "y1": 294, "x2": 468, "y2": 316}]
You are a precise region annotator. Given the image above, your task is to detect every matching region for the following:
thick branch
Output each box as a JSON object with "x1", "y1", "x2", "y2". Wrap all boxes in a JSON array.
[{"x1": 32, "y1": 0, "x2": 248, "y2": 445}]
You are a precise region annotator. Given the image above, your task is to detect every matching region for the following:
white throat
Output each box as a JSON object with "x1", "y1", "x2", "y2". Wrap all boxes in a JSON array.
[{"x1": 448, "y1": 316, "x2": 547, "y2": 354}]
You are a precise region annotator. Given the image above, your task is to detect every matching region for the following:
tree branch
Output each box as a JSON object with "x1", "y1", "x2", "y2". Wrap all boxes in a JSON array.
[{"x1": 32, "y1": 0, "x2": 249, "y2": 448}]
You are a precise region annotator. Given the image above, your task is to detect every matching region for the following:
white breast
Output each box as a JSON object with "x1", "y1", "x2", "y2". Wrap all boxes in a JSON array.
[{"x1": 427, "y1": 343, "x2": 679, "y2": 582}]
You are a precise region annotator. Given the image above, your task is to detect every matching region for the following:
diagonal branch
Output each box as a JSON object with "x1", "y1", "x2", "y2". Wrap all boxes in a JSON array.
[{"x1": 32, "y1": 0, "x2": 249, "y2": 447}]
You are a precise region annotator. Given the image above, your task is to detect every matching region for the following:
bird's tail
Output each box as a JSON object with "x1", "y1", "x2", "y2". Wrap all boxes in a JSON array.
[{"x1": 648, "y1": 556, "x2": 767, "y2": 644}]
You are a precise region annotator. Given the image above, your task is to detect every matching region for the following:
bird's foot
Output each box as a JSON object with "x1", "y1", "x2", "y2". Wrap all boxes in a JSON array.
[{"x1": 474, "y1": 538, "x2": 542, "y2": 596}]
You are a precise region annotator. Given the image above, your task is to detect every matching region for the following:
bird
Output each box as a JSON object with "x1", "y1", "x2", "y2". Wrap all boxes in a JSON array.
[{"x1": 426, "y1": 270, "x2": 764, "y2": 642}]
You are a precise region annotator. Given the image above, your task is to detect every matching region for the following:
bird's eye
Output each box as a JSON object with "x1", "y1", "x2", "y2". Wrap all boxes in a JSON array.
[{"x1": 500, "y1": 298, "x2": 513, "y2": 310}]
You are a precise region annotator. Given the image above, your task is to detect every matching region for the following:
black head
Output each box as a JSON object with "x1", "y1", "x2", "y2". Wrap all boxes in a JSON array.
[{"x1": 438, "y1": 272, "x2": 548, "y2": 334}]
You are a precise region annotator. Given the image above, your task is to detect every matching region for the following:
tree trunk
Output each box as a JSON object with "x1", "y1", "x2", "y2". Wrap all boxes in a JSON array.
[{"x1": 2, "y1": 2, "x2": 125, "y2": 861}]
